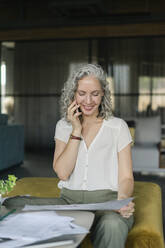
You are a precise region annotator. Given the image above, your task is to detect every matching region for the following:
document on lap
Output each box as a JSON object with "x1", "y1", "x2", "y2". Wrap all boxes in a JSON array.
[{"x1": 23, "y1": 197, "x2": 134, "y2": 211}]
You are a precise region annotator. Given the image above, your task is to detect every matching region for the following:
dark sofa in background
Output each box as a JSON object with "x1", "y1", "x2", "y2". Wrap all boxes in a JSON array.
[{"x1": 0, "y1": 114, "x2": 24, "y2": 171}]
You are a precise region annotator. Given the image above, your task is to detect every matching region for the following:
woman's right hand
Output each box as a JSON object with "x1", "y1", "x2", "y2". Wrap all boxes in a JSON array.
[{"x1": 67, "y1": 100, "x2": 82, "y2": 134}]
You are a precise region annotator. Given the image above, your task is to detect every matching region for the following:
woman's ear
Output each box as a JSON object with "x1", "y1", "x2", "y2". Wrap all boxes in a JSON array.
[
  {"x1": 69, "y1": 95, "x2": 75, "y2": 104},
  {"x1": 71, "y1": 95, "x2": 76, "y2": 102}
]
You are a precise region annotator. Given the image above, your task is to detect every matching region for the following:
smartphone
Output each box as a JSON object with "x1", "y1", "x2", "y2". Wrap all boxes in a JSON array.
[
  {"x1": 74, "y1": 106, "x2": 81, "y2": 114},
  {"x1": 75, "y1": 106, "x2": 82, "y2": 121},
  {"x1": 77, "y1": 107, "x2": 81, "y2": 113}
]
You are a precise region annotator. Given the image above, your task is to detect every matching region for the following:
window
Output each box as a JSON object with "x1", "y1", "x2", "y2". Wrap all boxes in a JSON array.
[{"x1": 1, "y1": 61, "x2": 6, "y2": 113}]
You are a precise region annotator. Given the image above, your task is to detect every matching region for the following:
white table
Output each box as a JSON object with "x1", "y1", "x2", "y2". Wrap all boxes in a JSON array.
[
  {"x1": 26, "y1": 210, "x2": 94, "y2": 248},
  {"x1": 0, "y1": 208, "x2": 94, "y2": 248}
]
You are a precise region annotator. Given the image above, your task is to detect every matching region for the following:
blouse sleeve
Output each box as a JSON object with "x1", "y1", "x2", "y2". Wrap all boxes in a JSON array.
[
  {"x1": 54, "y1": 119, "x2": 71, "y2": 144},
  {"x1": 117, "y1": 119, "x2": 132, "y2": 152}
]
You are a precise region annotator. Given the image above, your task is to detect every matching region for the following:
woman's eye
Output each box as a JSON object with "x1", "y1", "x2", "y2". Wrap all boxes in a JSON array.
[
  {"x1": 78, "y1": 92, "x2": 85, "y2": 96},
  {"x1": 92, "y1": 93, "x2": 99, "y2": 96}
]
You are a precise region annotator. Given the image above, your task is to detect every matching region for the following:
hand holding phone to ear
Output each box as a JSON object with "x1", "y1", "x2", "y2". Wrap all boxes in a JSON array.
[{"x1": 67, "y1": 100, "x2": 82, "y2": 134}]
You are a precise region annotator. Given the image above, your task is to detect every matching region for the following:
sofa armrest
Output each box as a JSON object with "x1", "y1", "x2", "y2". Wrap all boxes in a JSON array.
[{"x1": 126, "y1": 181, "x2": 164, "y2": 248}]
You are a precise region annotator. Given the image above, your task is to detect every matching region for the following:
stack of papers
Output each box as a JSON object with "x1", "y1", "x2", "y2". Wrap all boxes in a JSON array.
[{"x1": 0, "y1": 211, "x2": 88, "y2": 248}]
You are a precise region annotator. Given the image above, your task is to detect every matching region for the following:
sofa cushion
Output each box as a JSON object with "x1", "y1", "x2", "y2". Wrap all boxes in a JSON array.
[
  {"x1": 0, "y1": 114, "x2": 8, "y2": 125},
  {"x1": 0, "y1": 125, "x2": 24, "y2": 171},
  {"x1": 135, "y1": 116, "x2": 161, "y2": 145},
  {"x1": 132, "y1": 145, "x2": 160, "y2": 170},
  {"x1": 129, "y1": 127, "x2": 135, "y2": 145}
]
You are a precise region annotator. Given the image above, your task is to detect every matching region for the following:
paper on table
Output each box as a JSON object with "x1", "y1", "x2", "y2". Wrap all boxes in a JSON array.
[
  {"x1": 0, "y1": 211, "x2": 88, "y2": 247},
  {"x1": 23, "y1": 197, "x2": 134, "y2": 211},
  {"x1": 0, "y1": 239, "x2": 74, "y2": 248},
  {"x1": 0, "y1": 239, "x2": 33, "y2": 248}
]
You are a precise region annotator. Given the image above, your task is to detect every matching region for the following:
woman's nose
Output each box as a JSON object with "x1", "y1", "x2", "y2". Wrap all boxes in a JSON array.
[{"x1": 85, "y1": 94, "x2": 92, "y2": 104}]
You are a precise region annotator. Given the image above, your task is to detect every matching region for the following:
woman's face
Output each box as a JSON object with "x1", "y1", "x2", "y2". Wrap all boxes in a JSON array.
[{"x1": 75, "y1": 75, "x2": 104, "y2": 117}]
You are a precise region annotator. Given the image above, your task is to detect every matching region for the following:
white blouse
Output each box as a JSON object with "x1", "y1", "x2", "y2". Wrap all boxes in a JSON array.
[{"x1": 54, "y1": 116, "x2": 132, "y2": 191}]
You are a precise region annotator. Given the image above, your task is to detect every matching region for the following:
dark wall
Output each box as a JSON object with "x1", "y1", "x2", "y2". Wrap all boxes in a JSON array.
[{"x1": 13, "y1": 40, "x2": 89, "y2": 150}]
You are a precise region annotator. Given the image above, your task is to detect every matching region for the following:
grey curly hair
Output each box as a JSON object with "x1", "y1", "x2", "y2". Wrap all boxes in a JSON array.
[{"x1": 60, "y1": 64, "x2": 113, "y2": 121}]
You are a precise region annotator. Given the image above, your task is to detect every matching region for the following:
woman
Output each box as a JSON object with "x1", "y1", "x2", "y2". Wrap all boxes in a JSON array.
[
  {"x1": 4, "y1": 64, "x2": 134, "y2": 248},
  {"x1": 53, "y1": 64, "x2": 134, "y2": 248}
]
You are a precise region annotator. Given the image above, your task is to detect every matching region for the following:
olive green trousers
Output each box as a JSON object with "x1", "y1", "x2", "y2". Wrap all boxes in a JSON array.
[{"x1": 3, "y1": 188, "x2": 134, "y2": 248}]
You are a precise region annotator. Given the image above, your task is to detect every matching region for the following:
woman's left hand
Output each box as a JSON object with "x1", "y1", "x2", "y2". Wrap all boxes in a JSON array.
[{"x1": 117, "y1": 201, "x2": 135, "y2": 218}]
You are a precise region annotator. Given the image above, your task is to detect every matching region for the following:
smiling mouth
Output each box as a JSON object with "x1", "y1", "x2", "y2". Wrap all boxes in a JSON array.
[{"x1": 83, "y1": 106, "x2": 94, "y2": 111}]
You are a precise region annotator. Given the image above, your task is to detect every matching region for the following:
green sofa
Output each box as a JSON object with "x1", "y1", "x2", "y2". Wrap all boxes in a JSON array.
[
  {"x1": 7, "y1": 177, "x2": 164, "y2": 248},
  {"x1": 0, "y1": 114, "x2": 24, "y2": 171}
]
